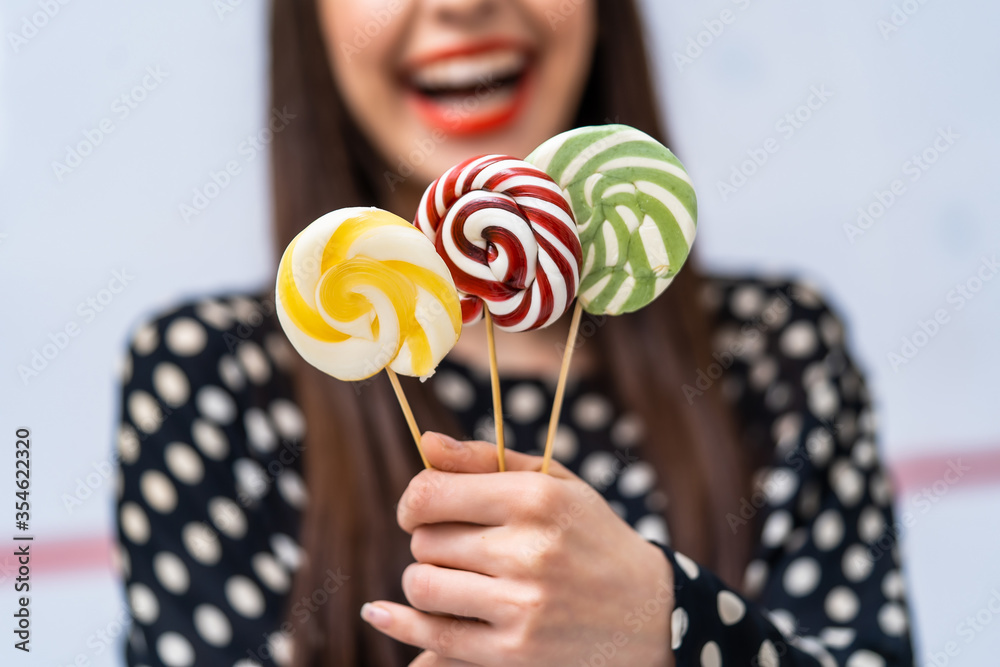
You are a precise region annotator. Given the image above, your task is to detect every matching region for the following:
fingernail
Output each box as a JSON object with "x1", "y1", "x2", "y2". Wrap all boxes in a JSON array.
[
  {"x1": 433, "y1": 432, "x2": 463, "y2": 450},
  {"x1": 361, "y1": 602, "x2": 392, "y2": 629}
]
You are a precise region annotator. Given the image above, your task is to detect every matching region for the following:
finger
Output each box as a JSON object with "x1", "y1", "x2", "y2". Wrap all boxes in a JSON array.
[
  {"x1": 361, "y1": 601, "x2": 490, "y2": 662},
  {"x1": 402, "y1": 562, "x2": 502, "y2": 622},
  {"x1": 411, "y1": 524, "x2": 510, "y2": 577},
  {"x1": 422, "y1": 432, "x2": 573, "y2": 478},
  {"x1": 398, "y1": 468, "x2": 563, "y2": 532},
  {"x1": 410, "y1": 649, "x2": 481, "y2": 666}
]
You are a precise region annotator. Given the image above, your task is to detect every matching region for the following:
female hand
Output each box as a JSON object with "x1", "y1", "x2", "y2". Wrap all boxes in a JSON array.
[{"x1": 361, "y1": 432, "x2": 675, "y2": 667}]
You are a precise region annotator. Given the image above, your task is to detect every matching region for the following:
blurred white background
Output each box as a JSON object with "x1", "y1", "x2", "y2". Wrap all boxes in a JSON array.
[{"x1": 1, "y1": 0, "x2": 997, "y2": 664}]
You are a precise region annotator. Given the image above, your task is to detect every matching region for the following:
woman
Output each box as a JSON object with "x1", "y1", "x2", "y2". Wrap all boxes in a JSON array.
[{"x1": 116, "y1": 0, "x2": 915, "y2": 665}]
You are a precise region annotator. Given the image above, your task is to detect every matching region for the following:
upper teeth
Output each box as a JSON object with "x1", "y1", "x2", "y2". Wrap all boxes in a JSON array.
[{"x1": 410, "y1": 51, "x2": 527, "y2": 90}]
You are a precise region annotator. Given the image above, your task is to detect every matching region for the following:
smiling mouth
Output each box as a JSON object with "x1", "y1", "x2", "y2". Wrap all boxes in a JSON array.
[{"x1": 402, "y1": 46, "x2": 534, "y2": 136}]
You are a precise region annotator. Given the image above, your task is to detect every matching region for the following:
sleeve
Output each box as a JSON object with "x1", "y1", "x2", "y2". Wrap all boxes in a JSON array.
[
  {"x1": 656, "y1": 280, "x2": 915, "y2": 667},
  {"x1": 114, "y1": 301, "x2": 305, "y2": 667}
]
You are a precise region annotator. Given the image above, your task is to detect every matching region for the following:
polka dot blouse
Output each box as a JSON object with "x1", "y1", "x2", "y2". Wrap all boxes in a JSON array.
[{"x1": 115, "y1": 278, "x2": 915, "y2": 666}]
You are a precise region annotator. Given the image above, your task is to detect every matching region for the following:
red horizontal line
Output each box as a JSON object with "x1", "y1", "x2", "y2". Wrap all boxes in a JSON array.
[{"x1": 11, "y1": 446, "x2": 1000, "y2": 577}]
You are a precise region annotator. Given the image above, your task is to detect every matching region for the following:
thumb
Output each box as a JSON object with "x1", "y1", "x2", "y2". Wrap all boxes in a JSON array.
[{"x1": 420, "y1": 431, "x2": 572, "y2": 477}]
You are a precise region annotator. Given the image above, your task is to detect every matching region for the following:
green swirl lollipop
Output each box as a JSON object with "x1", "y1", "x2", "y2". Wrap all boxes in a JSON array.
[{"x1": 526, "y1": 124, "x2": 697, "y2": 315}]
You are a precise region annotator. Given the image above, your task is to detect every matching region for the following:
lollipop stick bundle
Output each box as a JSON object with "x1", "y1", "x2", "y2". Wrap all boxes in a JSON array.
[{"x1": 274, "y1": 125, "x2": 695, "y2": 475}]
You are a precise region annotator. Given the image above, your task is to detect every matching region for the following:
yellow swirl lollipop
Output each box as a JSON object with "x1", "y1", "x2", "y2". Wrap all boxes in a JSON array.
[{"x1": 276, "y1": 208, "x2": 463, "y2": 466}]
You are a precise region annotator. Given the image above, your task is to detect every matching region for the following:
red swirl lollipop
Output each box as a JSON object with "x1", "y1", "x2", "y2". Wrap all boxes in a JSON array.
[{"x1": 415, "y1": 154, "x2": 582, "y2": 333}]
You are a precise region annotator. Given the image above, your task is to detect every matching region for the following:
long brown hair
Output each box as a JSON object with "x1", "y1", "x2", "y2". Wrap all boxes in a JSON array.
[{"x1": 271, "y1": 1, "x2": 755, "y2": 664}]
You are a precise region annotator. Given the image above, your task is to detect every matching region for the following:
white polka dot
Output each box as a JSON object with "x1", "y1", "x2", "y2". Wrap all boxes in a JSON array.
[
  {"x1": 806, "y1": 427, "x2": 835, "y2": 467},
  {"x1": 196, "y1": 386, "x2": 237, "y2": 424},
  {"x1": 765, "y1": 383, "x2": 791, "y2": 410},
  {"x1": 537, "y1": 425, "x2": 578, "y2": 461},
  {"x1": 235, "y1": 661, "x2": 262, "y2": 667},
  {"x1": 156, "y1": 632, "x2": 195, "y2": 667},
  {"x1": 234, "y1": 459, "x2": 270, "y2": 501},
  {"x1": 809, "y1": 381, "x2": 840, "y2": 418},
  {"x1": 842, "y1": 544, "x2": 874, "y2": 582},
  {"x1": 265, "y1": 332, "x2": 296, "y2": 370},
  {"x1": 165, "y1": 318, "x2": 207, "y2": 356},
  {"x1": 120, "y1": 353, "x2": 133, "y2": 383},
  {"x1": 194, "y1": 604, "x2": 232, "y2": 647},
  {"x1": 119, "y1": 424, "x2": 141, "y2": 465},
  {"x1": 813, "y1": 510, "x2": 844, "y2": 551},
  {"x1": 783, "y1": 557, "x2": 821, "y2": 597},
  {"x1": 120, "y1": 502, "x2": 150, "y2": 544},
  {"x1": 772, "y1": 413, "x2": 803, "y2": 453},
  {"x1": 580, "y1": 451, "x2": 617, "y2": 489},
  {"x1": 183, "y1": 522, "x2": 221, "y2": 565},
  {"x1": 870, "y1": 472, "x2": 892, "y2": 507},
  {"x1": 717, "y1": 590, "x2": 746, "y2": 625},
  {"x1": 763, "y1": 295, "x2": 792, "y2": 327},
  {"x1": 153, "y1": 552, "x2": 190, "y2": 594},
  {"x1": 218, "y1": 356, "x2": 246, "y2": 392},
  {"x1": 433, "y1": 371, "x2": 475, "y2": 410},
  {"x1": 791, "y1": 283, "x2": 823, "y2": 308},
  {"x1": 882, "y1": 570, "x2": 905, "y2": 600},
  {"x1": 797, "y1": 483, "x2": 822, "y2": 519},
  {"x1": 610, "y1": 413, "x2": 644, "y2": 448},
  {"x1": 164, "y1": 443, "x2": 204, "y2": 485},
  {"x1": 636, "y1": 514, "x2": 669, "y2": 545},
  {"x1": 270, "y1": 400, "x2": 306, "y2": 441},
  {"x1": 152, "y1": 362, "x2": 190, "y2": 408},
  {"x1": 277, "y1": 470, "x2": 308, "y2": 509},
  {"x1": 831, "y1": 460, "x2": 865, "y2": 507},
  {"x1": 878, "y1": 602, "x2": 908, "y2": 636},
  {"x1": 209, "y1": 496, "x2": 248, "y2": 539},
  {"x1": 765, "y1": 468, "x2": 799, "y2": 505},
  {"x1": 768, "y1": 608, "x2": 797, "y2": 637},
  {"x1": 758, "y1": 639, "x2": 780, "y2": 667},
  {"x1": 269, "y1": 632, "x2": 293, "y2": 666},
  {"x1": 140, "y1": 471, "x2": 177, "y2": 513},
  {"x1": 572, "y1": 394, "x2": 613, "y2": 430},
  {"x1": 825, "y1": 586, "x2": 860, "y2": 623},
  {"x1": 762, "y1": 510, "x2": 793, "y2": 547},
  {"x1": 132, "y1": 324, "x2": 159, "y2": 355},
  {"x1": 195, "y1": 300, "x2": 235, "y2": 330},
  {"x1": 271, "y1": 534, "x2": 303, "y2": 571},
  {"x1": 750, "y1": 357, "x2": 779, "y2": 389},
  {"x1": 229, "y1": 296, "x2": 262, "y2": 324},
  {"x1": 192, "y1": 419, "x2": 229, "y2": 460},
  {"x1": 852, "y1": 438, "x2": 878, "y2": 469},
  {"x1": 859, "y1": 506, "x2": 886, "y2": 543},
  {"x1": 819, "y1": 312, "x2": 843, "y2": 346},
  {"x1": 252, "y1": 553, "x2": 291, "y2": 593},
  {"x1": 743, "y1": 560, "x2": 768, "y2": 597},
  {"x1": 506, "y1": 383, "x2": 545, "y2": 422},
  {"x1": 700, "y1": 640, "x2": 721, "y2": 667},
  {"x1": 846, "y1": 649, "x2": 886, "y2": 667},
  {"x1": 802, "y1": 361, "x2": 828, "y2": 389},
  {"x1": 674, "y1": 551, "x2": 700, "y2": 580},
  {"x1": 226, "y1": 576, "x2": 265, "y2": 618},
  {"x1": 819, "y1": 626, "x2": 856, "y2": 649},
  {"x1": 781, "y1": 321, "x2": 819, "y2": 358},
  {"x1": 129, "y1": 583, "x2": 159, "y2": 624},
  {"x1": 128, "y1": 391, "x2": 163, "y2": 434},
  {"x1": 244, "y1": 409, "x2": 278, "y2": 453},
  {"x1": 618, "y1": 462, "x2": 656, "y2": 497},
  {"x1": 732, "y1": 285, "x2": 766, "y2": 318},
  {"x1": 238, "y1": 341, "x2": 272, "y2": 384},
  {"x1": 670, "y1": 607, "x2": 688, "y2": 649}
]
